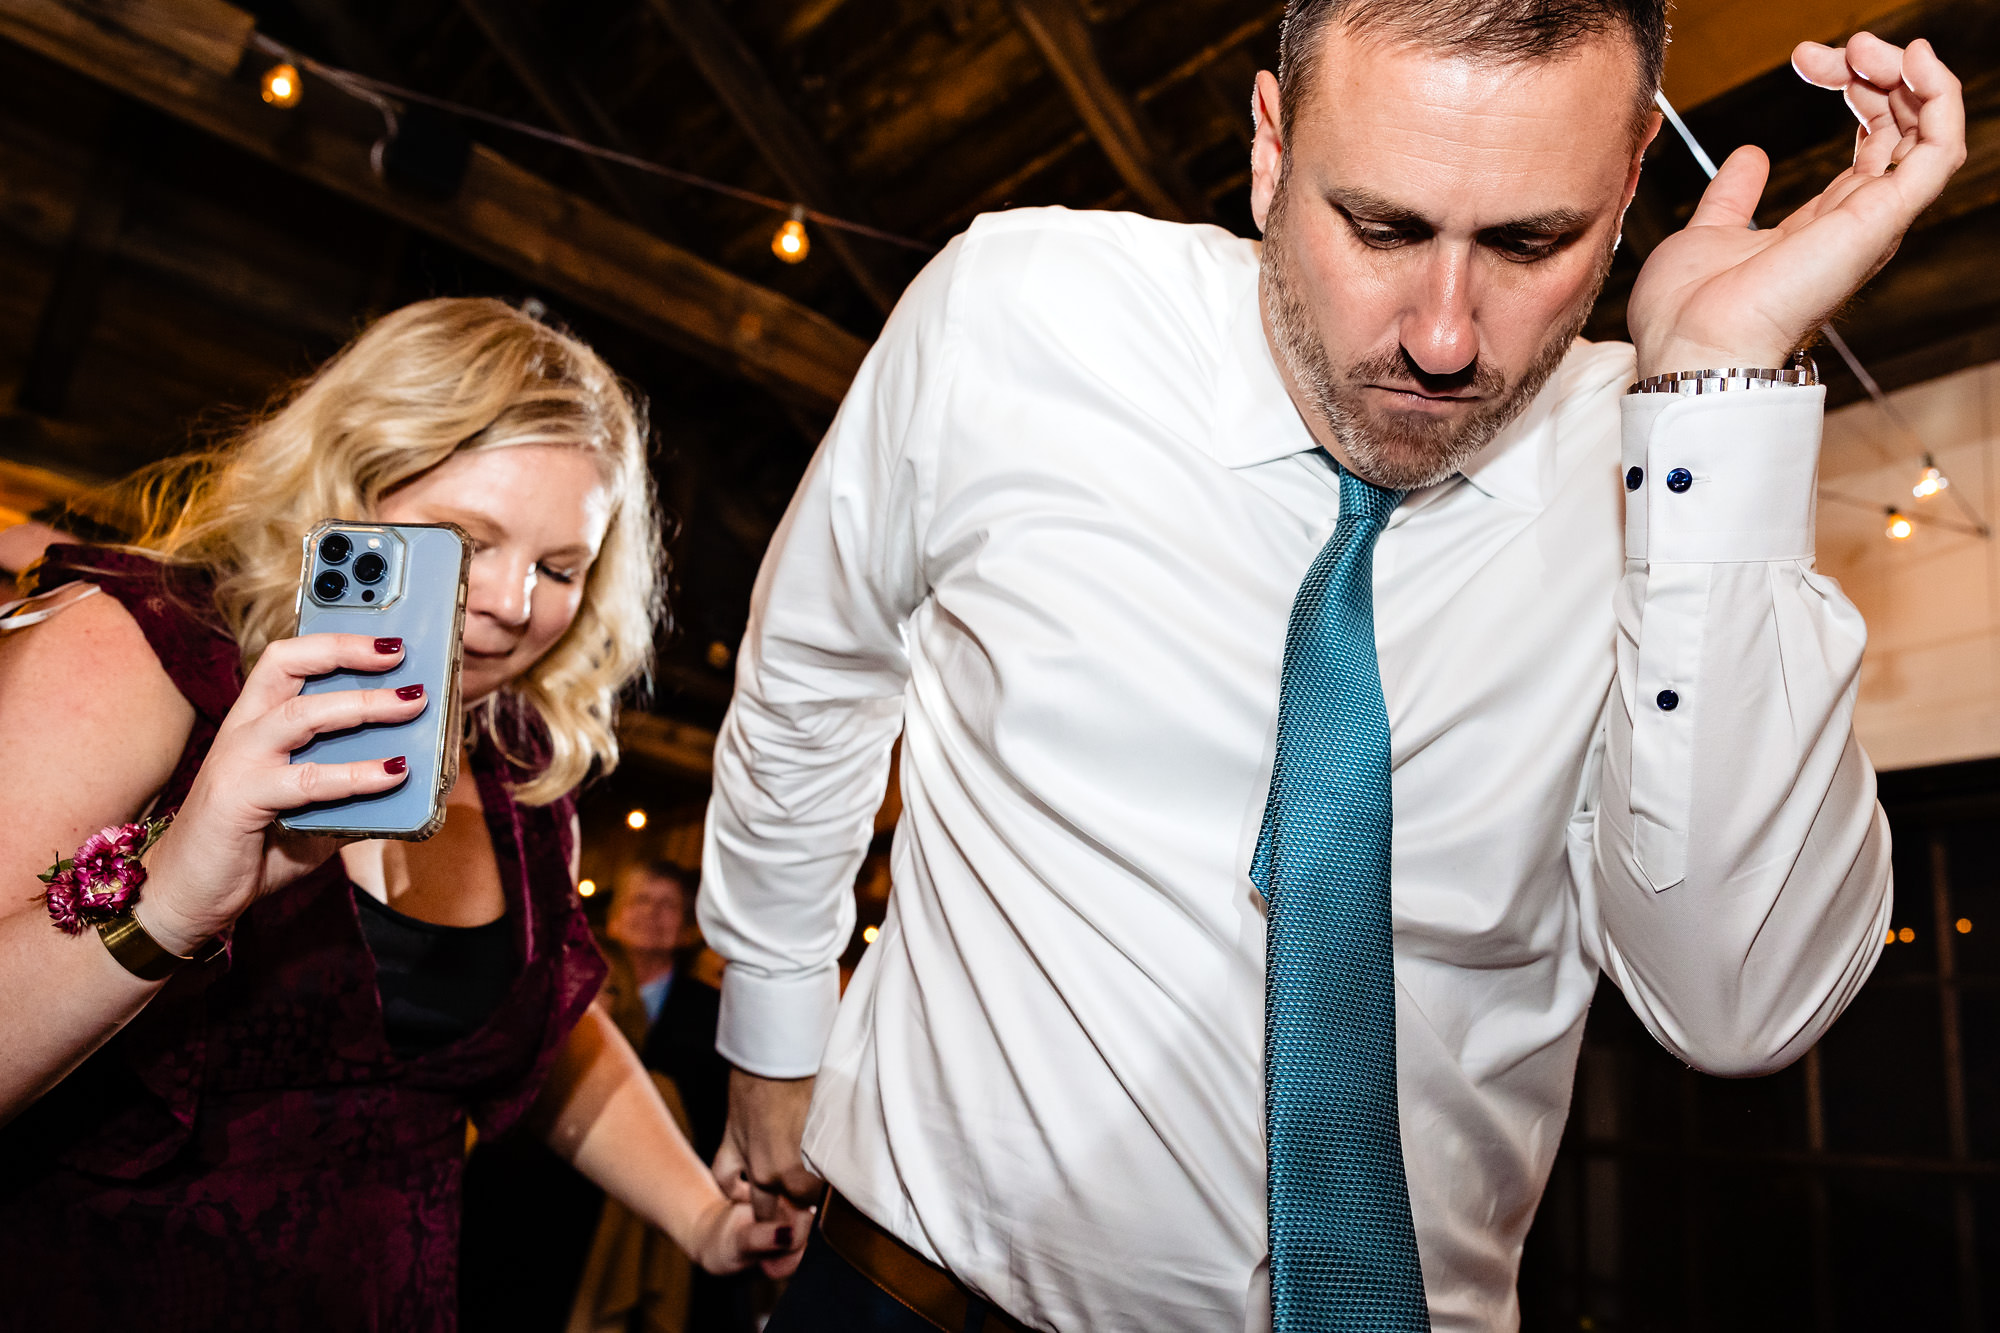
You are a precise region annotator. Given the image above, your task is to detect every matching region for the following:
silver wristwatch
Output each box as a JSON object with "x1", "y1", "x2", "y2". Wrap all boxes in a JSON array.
[{"x1": 1627, "y1": 352, "x2": 1819, "y2": 396}]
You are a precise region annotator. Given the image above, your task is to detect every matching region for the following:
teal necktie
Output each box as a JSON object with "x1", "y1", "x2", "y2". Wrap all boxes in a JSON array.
[{"x1": 1251, "y1": 467, "x2": 1430, "y2": 1332}]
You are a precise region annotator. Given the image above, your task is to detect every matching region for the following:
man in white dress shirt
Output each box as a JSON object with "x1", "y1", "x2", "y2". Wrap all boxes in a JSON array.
[{"x1": 697, "y1": 1, "x2": 1967, "y2": 1328}]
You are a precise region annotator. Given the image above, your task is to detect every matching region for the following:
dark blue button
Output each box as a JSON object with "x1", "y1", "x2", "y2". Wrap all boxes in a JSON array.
[
  {"x1": 1625, "y1": 466, "x2": 1644, "y2": 491},
  {"x1": 1666, "y1": 468, "x2": 1693, "y2": 493},
  {"x1": 1657, "y1": 689, "x2": 1680, "y2": 711}
]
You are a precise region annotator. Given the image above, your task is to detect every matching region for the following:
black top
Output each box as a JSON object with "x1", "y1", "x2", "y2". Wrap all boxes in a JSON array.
[{"x1": 355, "y1": 888, "x2": 518, "y2": 1059}]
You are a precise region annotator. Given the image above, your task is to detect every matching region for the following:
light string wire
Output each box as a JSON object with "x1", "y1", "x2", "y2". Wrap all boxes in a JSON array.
[
  {"x1": 1654, "y1": 88, "x2": 1992, "y2": 537},
  {"x1": 247, "y1": 33, "x2": 938, "y2": 255}
]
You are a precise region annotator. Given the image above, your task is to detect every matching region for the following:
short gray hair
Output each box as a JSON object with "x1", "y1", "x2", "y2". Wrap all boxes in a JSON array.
[{"x1": 1276, "y1": 0, "x2": 1669, "y2": 135}]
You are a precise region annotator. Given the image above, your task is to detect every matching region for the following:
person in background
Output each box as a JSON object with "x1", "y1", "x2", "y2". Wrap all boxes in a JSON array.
[
  {"x1": 0, "y1": 297, "x2": 804, "y2": 1331},
  {"x1": 601, "y1": 861, "x2": 730, "y2": 1159}
]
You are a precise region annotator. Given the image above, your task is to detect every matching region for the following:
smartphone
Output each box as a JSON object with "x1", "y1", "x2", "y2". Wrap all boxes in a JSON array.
[{"x1": 277, "y1": 520, "x2": 470, "y2": 841}]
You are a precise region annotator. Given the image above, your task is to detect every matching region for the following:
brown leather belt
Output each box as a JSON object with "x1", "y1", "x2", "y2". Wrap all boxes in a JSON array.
[{"x1": 818, "y1": 1190, "x2": 1033, "y2": 1333}]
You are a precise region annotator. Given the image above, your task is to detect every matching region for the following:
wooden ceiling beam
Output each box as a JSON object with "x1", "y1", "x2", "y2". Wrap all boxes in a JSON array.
[
  {"x1": 0, "y1": 0, "x2": 867, "y2": 412},
  {"x1": 16, "y1": 104, "x2": 147, "y2": 417},
  {"x1": 456, "y1": 0, "x2": 656, "y2": 227},
  {"x1": 643, "y1": 0, "x2": 909, "y2": 314},
  {"x1": 1002, "y1": 0, "x2": 1211, "y2": 224},
  {"x1": 616, "y1": 710, "x2": 717, "y2": 778},
  {"x1": 1662, "y1": 0, "x2": 1919, "y2": 111}
]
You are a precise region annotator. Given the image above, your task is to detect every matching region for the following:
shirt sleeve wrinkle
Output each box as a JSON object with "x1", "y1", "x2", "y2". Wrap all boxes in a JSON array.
[
  {"x1": 1582, "y1": 387, "x2": 1892, "y2": 1079},
  {"x1": 699, "y1": 234, "x2": 964, "y2": 1077}
]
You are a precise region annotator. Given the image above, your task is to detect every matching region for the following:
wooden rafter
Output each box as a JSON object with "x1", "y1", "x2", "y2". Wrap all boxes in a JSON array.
[
  {"x1": 0, "y1": 0, "x2": 868, "y2": 412},
  {"x1": 616, "y1": 711, "x2": 717, "y2": 778},
  {"x1": 643, "y1": 0, "x2": 908, "y2": 314},
  {"x1": 456, "y1": 0, "x2": 653, "y2": 226},
  {"x1": 1003, "y1": 0, "x2": 1210, "y2": 224}
]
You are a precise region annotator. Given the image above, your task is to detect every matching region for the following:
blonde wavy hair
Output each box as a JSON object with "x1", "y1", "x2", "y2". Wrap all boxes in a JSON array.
[{"x1": 128, "y1": 297, "x2": 663, "y2": 805}]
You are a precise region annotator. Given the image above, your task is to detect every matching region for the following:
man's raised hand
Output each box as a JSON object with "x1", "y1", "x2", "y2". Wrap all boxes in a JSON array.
[{"x1": 1627, "y1": 32, "x2": 1966, "y2": 380}]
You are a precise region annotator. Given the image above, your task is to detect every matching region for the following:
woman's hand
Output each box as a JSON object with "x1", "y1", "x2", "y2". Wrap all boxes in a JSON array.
[
  {"x1": 137, "y1": 634, "x2": 426, "y2": 954},
  {"x1": 685, "y1": 1192, "x2": 812, "y2": 1279}
]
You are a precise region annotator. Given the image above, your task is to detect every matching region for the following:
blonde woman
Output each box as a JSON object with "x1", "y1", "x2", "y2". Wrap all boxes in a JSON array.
[{"x1": 0, "y1": 299, "x2": 802, "y2": 1330}]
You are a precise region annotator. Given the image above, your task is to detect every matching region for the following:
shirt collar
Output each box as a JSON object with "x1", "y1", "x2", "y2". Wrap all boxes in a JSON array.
[
  {"x1": 1456, "y1": 339, "x2": 1637, "y2": 511},
  {"x1": 1206, "y1": 247, "x2": 1634, "y2": 512},
  {"x1": 1208, "y1": 255, "x2": 1320, "y2": 470}
]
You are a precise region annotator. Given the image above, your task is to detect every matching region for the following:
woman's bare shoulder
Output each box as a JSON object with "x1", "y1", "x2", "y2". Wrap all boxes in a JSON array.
[{"x1": 0, "y1": 587, "x2": 197, "y2": 811}]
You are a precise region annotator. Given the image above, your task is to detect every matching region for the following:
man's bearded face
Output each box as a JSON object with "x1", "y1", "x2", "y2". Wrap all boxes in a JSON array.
[
  {"x1": 1263, "y1": 172, "x2": 1610, "y2": 490},
  {"x1": 1250, "y1": 29, "x2": 1645, "y2": 491}
]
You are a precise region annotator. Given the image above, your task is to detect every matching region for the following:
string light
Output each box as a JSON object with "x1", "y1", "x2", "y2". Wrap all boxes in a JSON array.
[
  {"x1": 1885, "y1": 927, "x2": 1896, "y2": 944},
  {"x1": 578, "y1": 877, "x2": 597, "y2": 898},
  {"x1": 862, "y1": 925, "x2": 880, "y2": 944},
  {"x1": 626, "y1": 809, "x2": 648, "y2": 830},
  {"x1": 261, "y1": 62, "x2": 302, "y2": 108},
  {"x1": 1885, "y1": 509, "x2": 1914, "y2": 541},
  {"x1": 1898, "y1": 926, "x2": 1916, "y2": 944},
  {"x1": 1958, "y1": 918, "x2": 1973, "y2": 934},
  {"x1": 1912, "y1": 458, "x2": 1950, "y2": 500},
  {"x1": 772, "y1": 205, "x2": 809, "y2": 264}
]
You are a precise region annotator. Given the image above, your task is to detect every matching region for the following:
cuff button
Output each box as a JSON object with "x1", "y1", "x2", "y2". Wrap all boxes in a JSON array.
[
  {"x1": 1625, "y1": 466, "x2": 1644, "y2": 491},
  {"x1": 1666, "y1": 468, "x2": 1693, "y2": 493},
  {"x1": 1657, "y1": 689, "x2": 1681, "y2": 711}
]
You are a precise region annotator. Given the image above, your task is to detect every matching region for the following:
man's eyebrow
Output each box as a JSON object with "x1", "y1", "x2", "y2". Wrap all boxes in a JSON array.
[
  {"x1": 1482, "y1": 206, "x2": 1595, "y2": 234},
  {"x1": 1325, "y1": 186, "x2": 1430, "y2": 225},
  {"x1": 1324, "y1": 186, "x2": 1594, "y2": 235}
]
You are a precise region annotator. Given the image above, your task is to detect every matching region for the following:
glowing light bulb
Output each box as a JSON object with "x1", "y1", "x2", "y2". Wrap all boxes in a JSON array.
[
  {"x1": 1885, "y1": 927, "x2": 1896, "y2": 945},
  {"x1": 626, "y1": 809, "x2": 648, "y2": 831},
  {"x1": 1958, "y1": 918, "x2": 1973, "y2": 934},
  {"x1": 772, "y1": 207, "x2": 809, "y2": 264},
  {"x1": 862, "y1": 925, "x2": 880, "y2": 944},
  {"x1": 1898, "y1": 926, "x2": 1916, "y2": 944},
  {"x1": 1913, "y1": 465, "x2": 1949, "y2": 500},
  {"x1": 578, "y1": 878, "x2": 597, "y2": 898},
  {"x1": 1885, "y1": 510, "x2": 1914, "y2": 541},
  {"x1": 261, "y1": 63, "x2": 302, "y2": 108}
]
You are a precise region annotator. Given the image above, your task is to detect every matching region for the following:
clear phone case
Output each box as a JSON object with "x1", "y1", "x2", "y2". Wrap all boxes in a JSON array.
[{"x1": 276, "y1": 520, "x2": 469, "y2": 841}]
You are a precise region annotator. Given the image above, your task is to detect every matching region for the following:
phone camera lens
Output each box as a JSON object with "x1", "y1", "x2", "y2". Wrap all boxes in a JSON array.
[
  {"x1": 352, "y1": 552, "x2": 387, "y2": 585},
  {"x1": 313, "y1": 569, "x2": 348, "y2": 602},
  {"x1": 318, "y1": 532, "x2": 352, "y2": 565}
]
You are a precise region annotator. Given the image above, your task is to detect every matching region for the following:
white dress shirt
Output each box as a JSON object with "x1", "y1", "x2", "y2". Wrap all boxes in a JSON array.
[{"x1": 700, "y1": 208, "x2": 1892, "y2": 1332}]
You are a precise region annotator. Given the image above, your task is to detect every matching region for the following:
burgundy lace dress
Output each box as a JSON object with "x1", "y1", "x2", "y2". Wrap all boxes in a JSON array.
[{"x1": 0, "y1": 547, "x2": 608, "y2": 1332}]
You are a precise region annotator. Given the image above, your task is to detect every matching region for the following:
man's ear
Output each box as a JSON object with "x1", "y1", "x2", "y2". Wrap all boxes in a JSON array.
[
  {"x1": 1623, "y1": 108, "x2": 1664, "y2": 213},
  {"x1": 1250, "y1": 70, "x2": 1286, "y2": 233}
]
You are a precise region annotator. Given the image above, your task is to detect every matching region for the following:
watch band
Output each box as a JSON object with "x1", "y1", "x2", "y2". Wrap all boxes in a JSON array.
[
  {"x1": 1628, "y1": 355, "x2": 1819, "y2": 396},
  {"x1": 97, "y1": 910, "x2": 221, "y2": 982}
]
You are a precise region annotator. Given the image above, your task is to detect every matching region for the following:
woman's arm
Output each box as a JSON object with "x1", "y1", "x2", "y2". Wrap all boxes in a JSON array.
[
  {"x1": 534, "y1": 1004, "x2": 806, "y2": 1276},
  {"x1": 0, "y1": 591, "x2": 198, "y2": 1121},
  {"x1": 0, "y1": 599, "x2": 428, "y2": 1123}
]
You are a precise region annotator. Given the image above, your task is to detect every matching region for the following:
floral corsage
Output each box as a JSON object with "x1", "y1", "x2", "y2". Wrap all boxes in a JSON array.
[{"x1": 40, "y1": 814, "x2": 174, "y2": 936}]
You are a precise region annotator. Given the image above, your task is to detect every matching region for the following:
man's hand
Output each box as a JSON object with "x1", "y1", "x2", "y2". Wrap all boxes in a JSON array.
[
  {"x1": 1628, "y1": 32, "x2": 1966, "y2": 379},
  {"x1": 713, "y1": 1068, "x2": 824, "y2": 1223}
]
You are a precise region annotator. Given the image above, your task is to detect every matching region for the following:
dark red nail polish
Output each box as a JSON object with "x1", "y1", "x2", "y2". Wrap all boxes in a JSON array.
[
  {"x1": 775, "y1": 1227, "x2": 794, "y2": 1249},
  {"x1": 395, "y1": 683, "x2": 425, "y2": 700},
  {"x1": 374, "y1": 637, "x2": 403, "y2": 655},
  {"x1": 383, "y1": 756, "x2": 408, "y2": 775}
]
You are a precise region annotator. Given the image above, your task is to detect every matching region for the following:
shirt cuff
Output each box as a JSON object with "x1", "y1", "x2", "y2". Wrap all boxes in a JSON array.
[
  {"x1": 1621, "y1": 386, "x2": 1826, "y2": 563},
  {"x1": 715, "y1": 962, "x2": 843, "y2": 1078}
]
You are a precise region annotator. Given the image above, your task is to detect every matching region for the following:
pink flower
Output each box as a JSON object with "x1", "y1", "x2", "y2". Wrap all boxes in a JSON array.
[
  {"x1": 68, "y1": 825, "x2": 149, "y2": 916},
  {"x1": 43, "y1": 868, "x2": 83, "y2": 936}
]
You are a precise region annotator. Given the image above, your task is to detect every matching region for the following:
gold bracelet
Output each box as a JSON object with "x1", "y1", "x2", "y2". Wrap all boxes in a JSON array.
[{"x1": 97, "y1": 910, "x2": 221, "y2": 982}]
